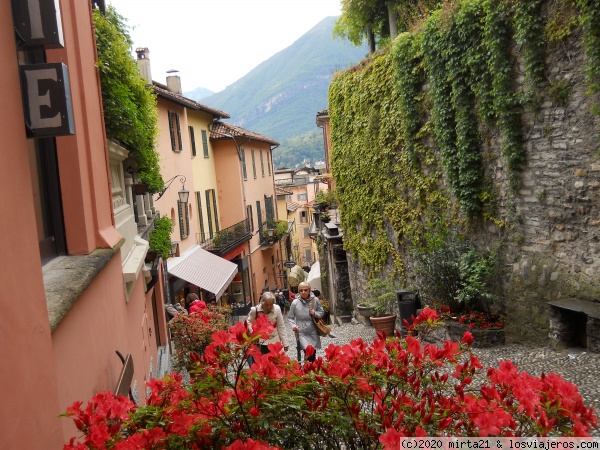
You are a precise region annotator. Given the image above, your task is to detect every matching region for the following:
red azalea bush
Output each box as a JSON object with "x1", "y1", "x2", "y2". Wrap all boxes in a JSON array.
[
  {"x1": 64, "y1": 309, "x2": 597, "y2": 449},
  {"x1": 168, "y1": 304, "x2": 231, "y2": 371},
  {"x1": 457, "y1": 311, "x2": 505, "y2": 329}
]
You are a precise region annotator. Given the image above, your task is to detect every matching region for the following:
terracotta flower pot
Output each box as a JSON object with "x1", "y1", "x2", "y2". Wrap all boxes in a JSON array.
[{"x1": 370, "y1": 314, "x2": 397, "y2": 337}]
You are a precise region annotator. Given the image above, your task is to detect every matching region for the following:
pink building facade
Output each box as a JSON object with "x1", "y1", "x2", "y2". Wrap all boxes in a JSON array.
[{"x1": 1, "y1": 2, "x2": 170, "y2": 447}]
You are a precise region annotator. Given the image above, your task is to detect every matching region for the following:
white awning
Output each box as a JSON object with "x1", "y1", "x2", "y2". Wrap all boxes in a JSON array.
[
  {"x1": 306, "y1": 261, "x2": 322, "y2": 291},
  {"x1": 168, "y1": 245, "x2": 238, "y2": 299}
]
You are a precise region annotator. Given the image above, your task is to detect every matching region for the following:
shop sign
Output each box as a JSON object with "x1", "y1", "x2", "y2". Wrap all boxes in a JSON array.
[{"x1": 20, "y1": 63, "x2": 74, "y2": 137}]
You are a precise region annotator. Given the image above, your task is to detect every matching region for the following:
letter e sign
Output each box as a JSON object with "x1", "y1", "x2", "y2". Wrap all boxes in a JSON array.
[{"x1": 19, "y1": 63, "x2": 74, "y2": 137}]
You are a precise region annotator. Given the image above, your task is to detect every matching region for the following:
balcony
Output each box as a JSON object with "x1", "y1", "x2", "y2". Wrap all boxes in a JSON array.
[
  {"x1": 274, "y1": 176, "x2": 310, "y2": 187},
  {"x1": 259, "y1": 219, "x2": 291, "y2": 248},
  {"x1": 200, "y1": 220, "x2": 252, "y2": 257}
]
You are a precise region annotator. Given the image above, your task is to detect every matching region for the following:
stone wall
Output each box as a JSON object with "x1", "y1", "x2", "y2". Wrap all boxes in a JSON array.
[{"x1": 347, "y1": 29, "x2": 600, "y2": 347}]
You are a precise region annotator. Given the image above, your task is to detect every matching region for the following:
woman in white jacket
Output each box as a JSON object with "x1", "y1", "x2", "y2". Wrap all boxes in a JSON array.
[{"x1": 247, "y1": 291, "x2": 289, "y2": 355}]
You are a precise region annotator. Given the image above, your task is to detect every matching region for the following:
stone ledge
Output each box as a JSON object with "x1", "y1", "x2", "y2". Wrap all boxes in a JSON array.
[
  {"x1": 44, "y1": 242, "x2": 123, "y2": 331},
  {"x1": 547, "y1": 298, "x2": 600, "y2": 319}
]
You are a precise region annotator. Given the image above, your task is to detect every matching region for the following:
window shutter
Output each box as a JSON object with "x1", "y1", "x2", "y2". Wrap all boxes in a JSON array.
[
  {"x1": 260, "y1": 150, "x2": 265, "y2": 176},
  {"x1": 256, "y1": 201, "x2": 262, "y2": 232},
  {"x1": 205, "y1": 190, "x2": 213, "y2": 238},
  {"x1": 196, "y1": 192, "x2": 205, "y2": 242},
  {"x1": 202, "y1": 130, "x2": 209, "y2": 158},
  {"x1": 175, "y1": 113, "x2": 182, "y2": 150},
  {"x1": 241, "y1": 150, "x2": 247, "y2": 179},
  {"x1": 251, "y1": 149, "x2": 256, "y2": 178},
  {"x1": 189, "y1": 126, "x2": 196, "y2": 157},
  {"x1": 265, "y1": 195, "x2": 274, "y2": 223},
  {"x1": 168, "y1": 111, "x2": 176, "y2": 150},
  {"x1": 178, "y1": 200, "x2": 185, "y2": 239},
  {"x1": 211, "y1": 189, "x2": 219, "y2": 231}
]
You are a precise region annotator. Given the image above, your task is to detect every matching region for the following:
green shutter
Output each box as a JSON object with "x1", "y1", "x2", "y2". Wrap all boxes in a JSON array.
[{"x1": 202, "y1": 130, "x2": 209, "y2": 158}]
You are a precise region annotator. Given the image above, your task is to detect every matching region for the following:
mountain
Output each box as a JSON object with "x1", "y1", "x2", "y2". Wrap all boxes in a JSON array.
[
  {"x1": 200, "y1": 16, "x2": 367, "y2": 168},
  {"x1": 184, "y1": 86, "x2": 214, "y2": 101}
]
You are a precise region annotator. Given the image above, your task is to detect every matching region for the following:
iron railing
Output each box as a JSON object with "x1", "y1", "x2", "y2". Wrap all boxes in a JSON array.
[{"x1": 199, "y1": 219, "x2": 251, "y2": 254}]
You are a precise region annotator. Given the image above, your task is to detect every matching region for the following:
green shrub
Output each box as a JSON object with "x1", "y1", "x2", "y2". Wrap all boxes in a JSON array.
[
  {"x1": 148, "y1": 216, "x2": 173, "y2": 259},
  {"x1": 93, "y1": 7, "x2": 164, "y2": 193}
]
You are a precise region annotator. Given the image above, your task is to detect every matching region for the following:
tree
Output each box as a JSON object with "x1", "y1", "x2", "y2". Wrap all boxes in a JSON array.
[{"x1": 335, "y1": 0, "x2": 443, "y2": 52}]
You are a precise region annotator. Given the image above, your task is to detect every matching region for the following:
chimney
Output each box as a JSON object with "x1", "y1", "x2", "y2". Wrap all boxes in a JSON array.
[
  {"x1": 135, "y1": 47, "x2": 152, "y2": 83},
  {"x1": 166, "y1": 69, "x2": 182, "y2": 94}
]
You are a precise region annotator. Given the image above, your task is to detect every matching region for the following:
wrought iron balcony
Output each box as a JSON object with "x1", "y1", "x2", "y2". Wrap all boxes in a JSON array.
[
  {"x1": 200, "y1": 219, "x2": 252, "y2": 256},
  {"x1": 259, "y1": 218, "x2": 290, "y2": 247}
]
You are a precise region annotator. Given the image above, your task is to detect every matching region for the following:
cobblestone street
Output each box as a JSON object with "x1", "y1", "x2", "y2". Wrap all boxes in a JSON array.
[{"x1": 284, "y1": 321, "x2": 600, "y2": 436}]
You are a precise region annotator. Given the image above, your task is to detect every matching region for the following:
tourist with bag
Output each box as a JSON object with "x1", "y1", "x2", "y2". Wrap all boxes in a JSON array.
[
  {"x1": 288, "y1": 281, "x2": 325, "y2": 362},
  {"x1": 246, "y1": 291, "x2": 289, "y2": 357}
]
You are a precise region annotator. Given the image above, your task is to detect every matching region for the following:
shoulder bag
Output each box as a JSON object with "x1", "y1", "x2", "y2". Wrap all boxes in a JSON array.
[{"x1": 310, "y1": 298, "x2": 331, "y2": 337}]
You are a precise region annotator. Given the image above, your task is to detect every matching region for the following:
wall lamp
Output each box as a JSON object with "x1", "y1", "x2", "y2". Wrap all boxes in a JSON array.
[
  {"x1": 169, "y1": 241, "x2": 179, "y2": 257},
  {"x1": 266, "y1": 228, "x2": 274, "y2": 238},
  {"x1": 155, "y1": 175, "x2": 189, "y2": 203}
]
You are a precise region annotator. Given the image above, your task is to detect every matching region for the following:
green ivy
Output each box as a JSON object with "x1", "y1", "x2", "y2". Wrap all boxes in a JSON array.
[
  {"x1": 329, "y1": 0, "x2": 593, "y2": 276},
  {"x1": 576, "y1": 0, "x2": 600, "y2": 95},
  {"x1": 93, "y1": 7, "x2": 164, "y2": 193}
]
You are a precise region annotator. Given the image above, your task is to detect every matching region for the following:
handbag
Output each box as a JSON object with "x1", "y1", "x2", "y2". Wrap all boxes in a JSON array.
[{"x1": 311, "y1": 298, "x2": 331, "y2": 337}]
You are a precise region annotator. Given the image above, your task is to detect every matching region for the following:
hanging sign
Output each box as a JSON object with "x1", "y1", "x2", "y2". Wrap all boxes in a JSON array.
[
  {"x1": 11, "y1": 0, "x2": 64, "y2": 48},
  {"x1": 20, "y1": 63, "x2": 74, "y2": 137}
]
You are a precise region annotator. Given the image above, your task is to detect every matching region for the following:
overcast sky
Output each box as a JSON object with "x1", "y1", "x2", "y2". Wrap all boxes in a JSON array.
[{"x1": 106, "y1": 0, "x2": 342, "y2": 93}]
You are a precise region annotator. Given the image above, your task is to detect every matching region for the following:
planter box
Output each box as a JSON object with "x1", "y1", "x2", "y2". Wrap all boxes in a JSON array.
[
  {"x1": 446, "y1": 320, "x2": 505, "y2": 348},
  {"x1": 422, "y1": 319, "x2": 505, "y2": 348}
]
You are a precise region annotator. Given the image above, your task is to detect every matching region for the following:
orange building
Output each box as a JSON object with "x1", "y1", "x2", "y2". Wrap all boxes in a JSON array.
[{"x1": 210, "y1": 122, "x2": 286, "y2": 304}]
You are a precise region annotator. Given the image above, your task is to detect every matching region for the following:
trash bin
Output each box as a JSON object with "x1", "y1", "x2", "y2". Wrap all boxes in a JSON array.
[{"x1": 396, "y1": 289, "x2": 420, "y2": 336}]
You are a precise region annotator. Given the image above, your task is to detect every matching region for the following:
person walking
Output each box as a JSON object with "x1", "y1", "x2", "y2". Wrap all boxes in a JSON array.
[
  {"x1": 288, "y1": 281, "x2": 324, "y2": 362},
  {"x1": 247, "y1": 291, "x2": 289, "y2": 355}
]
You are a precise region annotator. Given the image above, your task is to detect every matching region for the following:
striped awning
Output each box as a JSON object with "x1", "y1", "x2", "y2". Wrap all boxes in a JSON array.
[{"x1": 168, "y1": 245, "x2": 238, "y2": 299}]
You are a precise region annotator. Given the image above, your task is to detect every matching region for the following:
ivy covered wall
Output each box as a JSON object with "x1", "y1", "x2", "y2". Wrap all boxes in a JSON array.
[{"x1": 329, "y1": 0, "x2": 600, "y2": 345}]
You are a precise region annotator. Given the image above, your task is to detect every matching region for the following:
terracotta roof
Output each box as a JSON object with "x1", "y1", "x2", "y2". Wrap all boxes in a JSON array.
[
  {"x1": 276, "y1": 187, "x2": 293, "y2": 195},
  {"x1": 287, "y1": 202, "x2": 301, "y2": 212},
  {"x1": 152, "y1": 82, "x2": 230, "y2": 119},
  {"x1": 210, "y1": 121, "x2": 280, "y2": 146}
]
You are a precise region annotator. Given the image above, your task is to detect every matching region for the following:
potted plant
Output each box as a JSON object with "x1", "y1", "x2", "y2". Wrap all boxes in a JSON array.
[
  {"x1": 321, "y1": 211, "x2": 330, "y2": 223},
  {"x1": 359, "y1": 278, "x2": 398, "y2": 336}
]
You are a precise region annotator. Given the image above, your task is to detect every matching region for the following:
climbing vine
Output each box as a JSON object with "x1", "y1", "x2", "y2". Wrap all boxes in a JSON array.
[{"x1": 329, "y1": 0, "x2": 596, "y2": 276}]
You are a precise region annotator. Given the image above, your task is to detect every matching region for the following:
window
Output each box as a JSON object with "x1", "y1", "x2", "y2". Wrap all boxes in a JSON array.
[
  {"x1": 29, "y1": 137, "x2": 66, "y2": 264},
  {"x1": 285, "y1": 195, "x2": 292, "y2": 202},
  {"x1": 265, "y1": 195, "x2": 275, "y2": 223},
  {"x1": 251, "y1": 149, "x2": 257, "y2": 179},
  {"x1": 241, "y1": 149, "x2": 247, "y2": 180},
  {"x1": 178, "y1": 200, "x2": 190, "y2": 239},
  {"x1": 196, "y1": 192, "x2": 205, "y2": 242},
  {"x1": 168, "y1": 110, "x2": 182, "y2": 151},
  {"x1": 189, "y1": 126, "x2": 196, "y2": 157},
  {"x1": 267, "y1": 151, "x2": 271, "y2": 175},
  {"x1": 247, "y1": 204, "x2": 254, "y2": 232},
  {"x1": 202, "y1": 129, "x2": 209, "y2": 158},
  {"x1": 297, "y1": 193, "x2": 307, "y2": 201},
  {"x1": 304, "y1": 249, "x2": 312, "y2": 265},
  {"x1": 260, "y1": 150, "x2": 265, "y2": 177},
  {"x1": 303, "y1": 227, "x2": 310, "y2": 238},
  {"x1": 300, "y1": 210, "x2": 307, "y2": 224}
]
